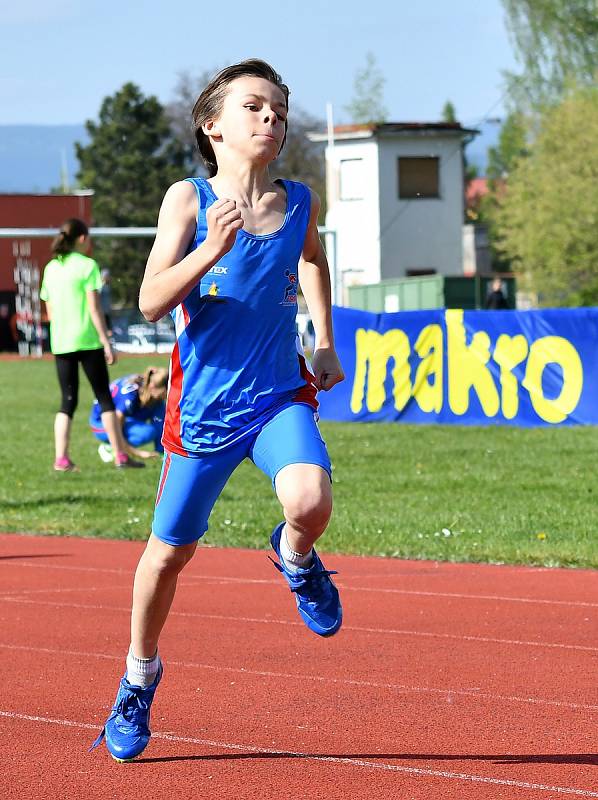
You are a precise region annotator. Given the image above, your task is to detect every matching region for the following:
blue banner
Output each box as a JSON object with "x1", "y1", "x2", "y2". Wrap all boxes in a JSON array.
[{"x1": 317, "y1": 306, "x2": 598, "y2": 427}]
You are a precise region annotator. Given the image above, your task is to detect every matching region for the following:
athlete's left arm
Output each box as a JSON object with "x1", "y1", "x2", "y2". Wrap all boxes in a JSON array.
[{"x1": 298, "y1": 189, "x2": 344, "y2": 392}]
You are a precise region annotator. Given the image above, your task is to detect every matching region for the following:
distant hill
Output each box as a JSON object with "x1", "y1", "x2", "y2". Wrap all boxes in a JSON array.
[
  {"x1": 0, "y1": 119, "x2": 500, "y2": 194},
  {"x1": 0, "y1": 125, "x2": 89, "y2": 193}
]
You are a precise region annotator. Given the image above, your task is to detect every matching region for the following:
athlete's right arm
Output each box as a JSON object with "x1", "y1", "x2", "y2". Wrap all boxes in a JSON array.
[
  {"x1": 115, "y1": 410, "x2": 156, "y2": 459},
  {"x1": 139, "y1": 181, "x2": 243, "y2": 322}
]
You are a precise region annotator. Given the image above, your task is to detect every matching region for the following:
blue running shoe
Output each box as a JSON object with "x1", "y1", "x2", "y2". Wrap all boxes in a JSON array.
[
  {"x1": 90, "y1": 663, "x2": 163, "y2": 762},
  {"x1": 269, "y1": 522, "x2": 342, "y2": 637}
]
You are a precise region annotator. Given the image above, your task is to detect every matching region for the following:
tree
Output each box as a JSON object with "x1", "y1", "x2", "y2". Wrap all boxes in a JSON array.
[
  {"x1": 474, "y1": 113, "x2": 529, "y2": 271},
  {"x1": 502, "y1": 0, "x2": 598, "y2": 111},
  {"x1": 344, "y1": 52, "x2": 388, "y2": 124},
  {"x1": 76, "y1": 83, "x2": 186, "y2": 305},
  {"x1": 441, "y1": 100, "x2": 457, "y2": 123},
  {"x1": 495, "y1": 85, "x2": 598, "y2": 305},
  {"x1": 486, "y1": 111, "x2": 529, "y2": 183}
]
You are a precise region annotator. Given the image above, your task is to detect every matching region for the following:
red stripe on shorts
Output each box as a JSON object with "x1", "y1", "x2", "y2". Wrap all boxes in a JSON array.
[
  {"x1": 162, "y1": 340, "x2": 185, "y2": 454},
  {"x1": 155, "y1": 452, "x2": 171, "y2": 507},
  {"x1": 161, "y1": 303, "x2": 190, "y2": 457},
  {"x1": 292, "y1": 354, "x2": 318, "y2": 409}
]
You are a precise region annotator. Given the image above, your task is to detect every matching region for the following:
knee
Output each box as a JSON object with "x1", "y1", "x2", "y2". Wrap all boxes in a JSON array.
[
  {"x1": 283, "y1": 483, "x2": 332, "y2": 536},
  {"x1": 59, "y1": 393, "x2": 77, "y2": 417},
  {"x1": 96, "y1": 385, "x2": 116, "y2": 414},
  {"x1": 145, "y1": 539, "x2": 197, "y2": 577},
  {"x1": 98, "y1": 395, "x2": 115, "y2": 414}
]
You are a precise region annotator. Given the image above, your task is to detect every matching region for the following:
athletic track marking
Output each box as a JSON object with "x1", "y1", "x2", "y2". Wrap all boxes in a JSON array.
[
  {"x1": 1, "y1": 642, "x2": 596, "y2": 713},
  {"x1": 1, "y1": 559, "x2": 596, "y2": 608},
  {"x1": 0, "y1": 710, "x2": 596, "y2": 797},
  {"x1": 1, "y1": 596, "x2": 596, "y2": 653}
]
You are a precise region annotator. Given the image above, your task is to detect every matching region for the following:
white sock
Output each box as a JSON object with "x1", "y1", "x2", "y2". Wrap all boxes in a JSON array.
[
  {"x1": 126, "y1": 647, "x2": 160, "y2": 688},
  {"x1": 280, "y1": 526, "x2": 313, "y2": 572}
]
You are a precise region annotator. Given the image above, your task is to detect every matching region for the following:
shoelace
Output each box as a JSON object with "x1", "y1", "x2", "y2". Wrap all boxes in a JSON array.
[
  {"x1": 89, "y1": 684, "x2": 152, "y2": 751},
  {"x1": 269, "y1": 556, "x2": 338, "y2": 597}
]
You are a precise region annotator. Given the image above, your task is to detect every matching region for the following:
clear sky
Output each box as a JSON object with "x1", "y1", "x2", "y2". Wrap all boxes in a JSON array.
[{"x1": 1, "y1": 0, "x2": 518, "y2": 128}]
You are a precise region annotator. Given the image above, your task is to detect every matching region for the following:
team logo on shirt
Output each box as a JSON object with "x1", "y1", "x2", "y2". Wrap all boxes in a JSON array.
[
  {"x1": 203, "y1": 265, "x2": 227, "y2": 301},
  {"x1": 203, "y1": 278, "x2": 226, "y2": 303},
  {"x1": 120, "y1": 380, "x2": 139, "y2": 394},
  {"x1": 281, "y1": 270, "x2": 298, "y2": 306}
]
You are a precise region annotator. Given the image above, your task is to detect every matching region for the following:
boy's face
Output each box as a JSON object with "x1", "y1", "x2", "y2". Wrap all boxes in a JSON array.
[{"x1": 208, "y1": 76, "x2": 287, "y2": 165}]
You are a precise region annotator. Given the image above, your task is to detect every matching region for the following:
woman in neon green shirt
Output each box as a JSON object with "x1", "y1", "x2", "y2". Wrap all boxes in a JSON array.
[{"x1": 40, "y1": 218, "x2": 143, "y2": 471}]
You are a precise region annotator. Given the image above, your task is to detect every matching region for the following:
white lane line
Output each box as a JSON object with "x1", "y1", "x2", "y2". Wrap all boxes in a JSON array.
[
  {"x1": 0, "y1": 710, "x2": 596, "y2": 797},
  {"x1": 1, "y1": 597, "x2": 596, "y2": 653},
  {"x1": 180, "y1": 577, "x2": 598, "y2": 609},
  {"x1": 1, "y1": 643, "x2": 596, "y2": 713},
  {"x1": 339, "y1": 587, "x2": 598, "y2": 609},
  {"x1": 0, "y1": 586, "x2": 129, "y2": 597},
  {"x1": 2, "y1": 561, "x2": 596, "y2": 609},
  {"x1": 0, "y1": 562, "x2": 131, "y2": 575}
]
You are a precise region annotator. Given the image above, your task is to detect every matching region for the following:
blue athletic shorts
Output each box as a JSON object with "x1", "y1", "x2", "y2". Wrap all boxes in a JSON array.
[{"x1": 151, "y1": 402, "x2": 331, "y2": 546}]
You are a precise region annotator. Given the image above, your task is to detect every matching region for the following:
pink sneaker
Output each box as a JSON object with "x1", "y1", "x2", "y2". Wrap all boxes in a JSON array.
[
  {"x1": 54, "y1": 457, "x2": 78, "y2": 472},
  {"x1": 114, "y1": 452, "x2": 145, "y2": 469}
]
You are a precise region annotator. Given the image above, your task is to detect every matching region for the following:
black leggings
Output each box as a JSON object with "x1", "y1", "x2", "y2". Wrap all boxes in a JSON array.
[{"x1": 55, "y1": 348, "x2": 115, "y2": 418}]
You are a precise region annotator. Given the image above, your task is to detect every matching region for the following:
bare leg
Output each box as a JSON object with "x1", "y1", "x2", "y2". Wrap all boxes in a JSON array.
[
  {"x1": 54, "y1": 412, "x2": 72, "y2": 461},
  {"x1": 274, "y1": 464, "x2": 332, "y2": 554},
  {"x1": 100, "y1": 410, "x2": 128, "y2": 456},
  {"x1": 130, "y1": 534, "x2": 197, "y2": 658},
  {"x1": 272, "y1": 463, "x2": 341, "y2": 637}
]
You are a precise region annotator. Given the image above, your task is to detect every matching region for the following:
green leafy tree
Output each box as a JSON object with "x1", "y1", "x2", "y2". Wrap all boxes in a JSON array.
[
  {"x1": 495, "y1": 85, "x2": 598, "y2": 305},
  {"x1": 486, "y1": 111, "x2": 529, "y2": 182},
  {"x1": 344, "y1": 52, "x2": 388, "y2": 124},
  {"x1": 479, "y1": 111, "x2": 529, "y2": 269},
  {"x1": 502, "y1": 0, "x2": 598, "y2": 111},
  {"x1": 76, "y1": 83, "x2": 186, "y2": 305},
  {"x1": 441, "y1": 100, "x2": 457, "y2": 123}
]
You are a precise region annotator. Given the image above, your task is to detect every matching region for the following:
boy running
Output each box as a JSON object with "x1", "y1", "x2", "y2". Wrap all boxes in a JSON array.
[{"x1": 92, "y1": 59, "x2": 344, "y2": 762}]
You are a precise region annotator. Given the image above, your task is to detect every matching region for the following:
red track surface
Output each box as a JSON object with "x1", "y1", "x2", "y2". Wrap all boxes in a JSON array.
[{"x1": 0, "y1": 532, "x2": 596, "y2": 799}]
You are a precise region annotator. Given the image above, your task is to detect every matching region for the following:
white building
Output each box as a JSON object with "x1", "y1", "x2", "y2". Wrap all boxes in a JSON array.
[{"x1": 309, "y1": 123, "x2": 478, "y2": 302}]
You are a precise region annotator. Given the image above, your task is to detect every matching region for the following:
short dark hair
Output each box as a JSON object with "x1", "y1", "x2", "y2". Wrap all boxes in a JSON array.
[
  {"x1": 51, "y1": 218, "x2": 89, "y2": 257},
  {"x1": 192, "y1": 59, "x2": 289, "y2": 177}
]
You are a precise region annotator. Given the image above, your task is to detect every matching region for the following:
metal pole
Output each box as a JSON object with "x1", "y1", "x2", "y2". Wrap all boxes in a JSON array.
[
  {"x1": 0, "y1": 225, "x2": 338, "y2": 356},
  {"x1": 325, "y1": 102, "x2": 338, "y2": 305},
  {"x1": 0, "y1": 227, "x2": 157, "y2": 238},
  {"x1": 0, "y1": 226, "x2": 333, "y2": 239}
]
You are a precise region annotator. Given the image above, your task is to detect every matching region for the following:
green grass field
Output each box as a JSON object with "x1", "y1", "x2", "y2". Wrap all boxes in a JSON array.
[{"x1": 1, "y1": 356, "x2": 596, "y2": 568}]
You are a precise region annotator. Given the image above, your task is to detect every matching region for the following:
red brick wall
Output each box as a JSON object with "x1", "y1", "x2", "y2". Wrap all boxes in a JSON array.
[{"x1": 0, "y1": 193, "x2": 92, "y2": 291}]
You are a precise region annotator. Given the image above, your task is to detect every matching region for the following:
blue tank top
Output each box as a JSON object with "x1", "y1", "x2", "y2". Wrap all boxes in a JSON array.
[
  {"x1": 162, "y1": 177, "x2": 317, "y2": 456},
  {"x1": 89, "y1": 375, "x2": 160, "y2": 428}
]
